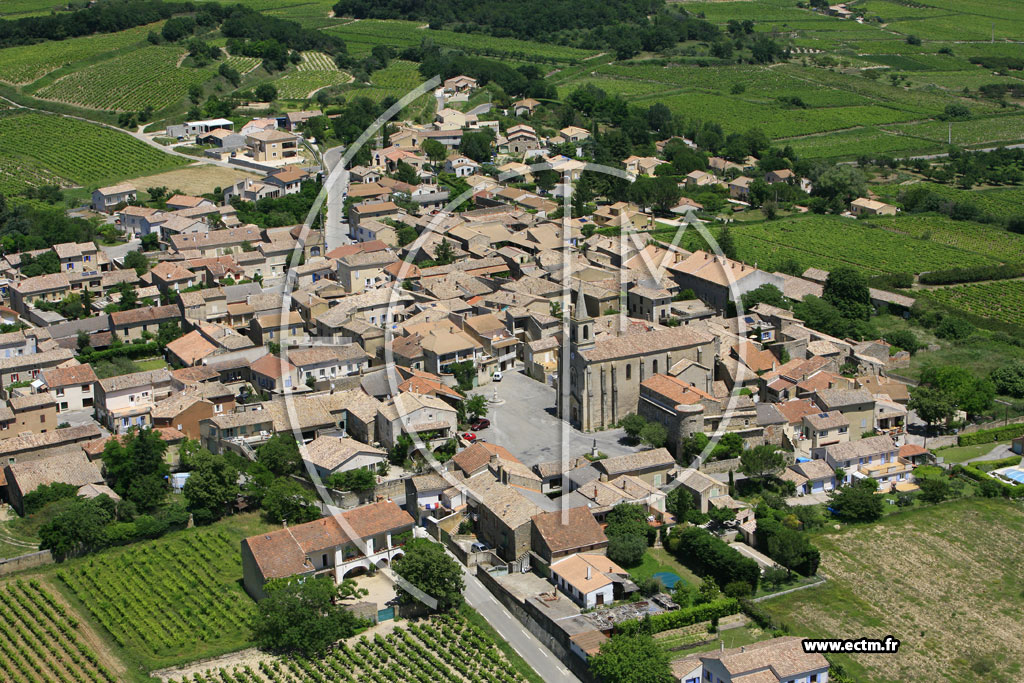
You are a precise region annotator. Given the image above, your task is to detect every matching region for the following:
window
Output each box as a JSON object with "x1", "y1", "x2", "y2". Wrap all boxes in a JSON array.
[
  {"x1": 214, "y1": 404, "x2": 223, "y2": 413},
  {"x1": 10, "y1": 374, "x2": 16, "y2": 382},
  {"x1": 625, "y1": 364, "x2": 631, "y2": 380},
  {"x1": 56, "y1": 388, "x2": 64, "y2": 397},
  {"x1": 652, "y1": 360, "x2": 658, "y2": 374},
  {"x1": 82, "y1": 384, "x2": 91, "y2": 392}
]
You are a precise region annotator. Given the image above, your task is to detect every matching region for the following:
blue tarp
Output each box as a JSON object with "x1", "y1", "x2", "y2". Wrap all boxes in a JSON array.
[{"x1": 653, "y1": 571, "x2": 683, "y2": 589}]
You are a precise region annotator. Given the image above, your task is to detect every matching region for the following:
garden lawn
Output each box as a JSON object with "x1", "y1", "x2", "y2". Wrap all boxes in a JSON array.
[
  {"x1": 759, "y1": 498, "x2": 1024, "y2": 683},
  {"x1": 933, "y1": 442, "x2": 1011, "y2": 465},
  {"x1": 629, "y1": 547, "x2": 704, "y2": 589}
]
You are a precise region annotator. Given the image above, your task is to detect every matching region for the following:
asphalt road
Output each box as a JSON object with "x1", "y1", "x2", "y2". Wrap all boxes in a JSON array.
[
  {"x1": 469, "y1": 369, "x2": 638, "y2": 469},
  {"x1": 323, "y1": 144, "x2": 353, "y2": 251},
  {"x1": 460, "y1": 553, "x2": 581, "y2": 683}
]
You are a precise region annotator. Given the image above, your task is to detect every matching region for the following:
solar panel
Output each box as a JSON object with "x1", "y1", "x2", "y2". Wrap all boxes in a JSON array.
[{"x1": 744, "y1": 316, "x2": 755, "y2": 324}]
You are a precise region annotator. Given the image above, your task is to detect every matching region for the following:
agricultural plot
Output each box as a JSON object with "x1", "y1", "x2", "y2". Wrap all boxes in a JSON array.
[
  {"x1": 878, "y1": 184, "x2": 1024, "y2": 223},
  {"x1": 34, "y1": 46, "x2": 214, "y2": 112},
  {"x1": 224, "y1": 53, "x2": 262, "y2": 75},
  {"x1": 345, "y1": 60, "x2": 430, "y2": 104},
  {"x1": 326, "y1": 19, "x2": 596, "y2": 63},
  {"x1": 170, "y1": 614, "x2": 528, "y2": 683},
  {"x1": 882, "y1": 115, "x2": 1024, "y2": 148},
  {"x1": 920, "y1": 280, "x2": 1024, "y2": 327},
  {"x1": 56, "y1": 526, "x2": 256, "y2": 667},
  {"x1": 0, "y1": 578, "x2": 118, "y2": 683},
  {"x1": 730, "y1": 214, "x2": 998, "y2": 275},
  {"x1": 761, "y1": 499, "x2": 1024, "y2": 682},
  {"x1": 784, "y1": 126, "x2": 933, "y2": 160},
  {"x1": 866, "y1": 213, "x2": 1024, "y2": 263},
  {"x1": 273, "y1": 51, "x2": 351, "y2": 99},
  {"x1": 0, "y1": 23, "x2": 158, "y2": 85},
  {"x1": 0, "y1": 111, "x2": 186, "y2": 190}
]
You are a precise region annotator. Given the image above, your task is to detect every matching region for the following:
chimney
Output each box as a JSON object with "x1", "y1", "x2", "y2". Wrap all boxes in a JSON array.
[
  {"x1": 586, "y1": 565, "x2": 591, "y2": 580},
  {"x1": 599, "y1": 473, "x2": 608, "y2": 482}
]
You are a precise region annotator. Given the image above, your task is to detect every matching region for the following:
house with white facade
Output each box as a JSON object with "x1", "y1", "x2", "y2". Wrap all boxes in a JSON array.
[{"x1": 549, "y1": 553, "x2": 630, "y2": 608}]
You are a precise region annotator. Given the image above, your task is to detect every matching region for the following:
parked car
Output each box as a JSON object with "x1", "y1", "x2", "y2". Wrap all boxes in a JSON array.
[
  {"x1": 471, "y1": 418, "x2": 490, "y2": 431},
  {"x1": 492, "y1": 371, "x2": 503, "y2": 382},
  {"x1": 462, "y1": 432, "x2": 477, "y2": 442},
  {"x1": 471, "y1": 542, "x2": 490, "y2": 552}
]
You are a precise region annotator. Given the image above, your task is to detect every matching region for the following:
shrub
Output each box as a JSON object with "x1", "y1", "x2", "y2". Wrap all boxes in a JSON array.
[
  {"x1": 665, "y1": 526, "x2": 759, "y2": 592},
  {"x1": 616, "y1": 598, "x2": 740, "y2": 635},
  {"x1": 957, "y1": 423, "x2": 1024, "y2": 446}
]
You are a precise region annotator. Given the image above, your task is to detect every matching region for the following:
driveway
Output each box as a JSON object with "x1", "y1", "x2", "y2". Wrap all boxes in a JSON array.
[
  {"x1": 468, "y1": 369, "x2": 639, "y2": 469},
  {"x1": 57, "y1": 408, "x2": 103, "y2": 431},
  {"x1": 784, "y1": 491, "x2": 831, "y2": 507}
]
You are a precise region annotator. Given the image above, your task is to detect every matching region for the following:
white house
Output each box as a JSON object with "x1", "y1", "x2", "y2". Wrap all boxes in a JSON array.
[{"x1": 549, "y1": 554, "x2": 629, "y2": 608}]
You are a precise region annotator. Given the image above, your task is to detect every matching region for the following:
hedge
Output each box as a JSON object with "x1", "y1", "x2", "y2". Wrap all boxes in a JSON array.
[
  {"x1": 957, "y1": 423, "x2": 1024, "y2": 446},
  {"x1": 77, "y1": 341, "x2": 161, "y2": 364},
  {"x1": 975, "y1": 454, "x2": 1022, "y2": 472},
  {"x1": 666, "y1": 526, "x2": 760, "y2": 592},
  {"x1": 616, "y1": 598, "x2": 740, "y2": 636},
  {"x1": 918, "y1": 263, "x2": 1024, "y2": 286},
  {"x1": 952, "y1": 465, "x2": 1024, "y2": 498}
]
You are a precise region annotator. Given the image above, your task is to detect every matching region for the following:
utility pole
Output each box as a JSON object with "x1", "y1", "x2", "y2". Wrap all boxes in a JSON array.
[{"x1": 948, "y1": 121, "x2": 951, "y2": 145}]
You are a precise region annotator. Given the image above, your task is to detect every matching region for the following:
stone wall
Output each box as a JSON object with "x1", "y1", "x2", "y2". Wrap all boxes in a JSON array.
[{"x1": 0, "y1": 550, "x2": 53, "y2": 577}]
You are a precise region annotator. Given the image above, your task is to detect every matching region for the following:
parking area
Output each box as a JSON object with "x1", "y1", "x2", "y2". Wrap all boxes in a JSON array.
[
  {"x1": 57, "y1": 407, "x2": 105, "y2": 431},
  {"x1": 468, "y1": 369, "x2": 638, "y2": 470}
]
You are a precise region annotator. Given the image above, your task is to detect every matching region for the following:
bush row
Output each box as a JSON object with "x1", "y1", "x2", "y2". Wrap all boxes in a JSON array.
[
  {"x1": 975, "y1": 455, "x2": 1023, "y2": 472},
  {"x1": 956, "y1": 423, "x2": 1024, "y2": 446},
  {"x1": 918, "y1": 263, "x2": 1024, "y2": 286},
  {"x1": 77, "y1": 341, "x2": 161, "y2": 364},
  {"x1": 665, "y1": 526, "x2": 759, "y2": 592},
  {"x1": 616, "y1": 598, "x2": 740, "y2": 636}
]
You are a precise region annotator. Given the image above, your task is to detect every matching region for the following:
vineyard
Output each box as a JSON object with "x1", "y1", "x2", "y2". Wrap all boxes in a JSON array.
[
  {"x1": 224, "y1": 53, "x2": 262, "y2": 76},
  {"x1": 727, "y1": 214, "x2": 999, "y2": 275},
  {"x1": 35, "y1": 46, "x2": 215, "y2": 112},
  {"x1": 56, "y1": 526, "x2": 256, "y2": 668},
  {"x1": 170, "y1": 614, "x2": 528, "y2": 683},
  {"x1": 866, "y1": 214, "x2": 1024, "y2": 263},
  {"x1": 325, "y1": 19, "x2": 596, "y2": 63},
  {"x1": 0, "y1": 111, "x2": 186, "y2": 191},
  {"x1": 343, "y1": 60, "x2": 432, "y2": 105},
  {"x1": 919, "y1": 280, "x2": 1024, "y2": 327},
  {"x1": 0, "y1": 578, "x2": 118, "y2": 683},
  {"x1": 0, "y1": 23, "x2": 158, "y2": 85},
  {"x1": 273, "y1": 51, "x2": 351, "y2": 99}
]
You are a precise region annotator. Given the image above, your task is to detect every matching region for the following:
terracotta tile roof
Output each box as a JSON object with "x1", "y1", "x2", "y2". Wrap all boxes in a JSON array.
[
  {"x1": 550, "y1": 553, "x2": 627, "y2": 595},
  {"x1": 641, "y1": 373, "x2": 715, "y2": 407},
  {"x1": 98, "y1": 368, "x2": 171, "y2": 393},
  {"x1": 452, "y1": 441, "x2": 519, "y2": 477},
  {"x1": 774, "y1": 399, "x2": 819, "y2": 425},
  {"x1": 249, "y1": 354, "x2": 296, "y2": 379},
  {"x1": 10, "y1": 393, "x2": 56, "y2": 411},
  {"x1": 5, "y1": 451, "x2": 102, "y2": 498},
  {"x1": 165, "y1": 330, "x2": 218, "y2": 365},
  {"x1": 581, "y1": 325, "x2": 712, "y2": 363},
  {"x1": 302, "y1": 435, "x2": 385, "y2": 472},
  {"x1": 594, "y1": 448, "x2": 675, "y2": 477},
  {"x1": 243, "y1": 500, "x2": 414, "y2": 580},
  {"x1": 42, "y1": 363, "x2": 97, "y2": 388},
  {"x1": 531, "y1": 506, "x2": 606, "y2": 554},
  {"x1": 110, "y1": 305, "x2": 180, "y2": 327}
]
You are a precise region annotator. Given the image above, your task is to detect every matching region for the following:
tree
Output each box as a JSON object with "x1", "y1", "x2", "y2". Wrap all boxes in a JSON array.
[
  {"x1": 253, "y1": 576, "x2": 368, "y2": 656},
  {"x1": 707, "y1": 505, "x2": 736, "y2": 526},
  {"x1": 590, "y1": 633, "x2": 674, "y2": 683},
  {"x1": 639, "y1": 421, "x2": 667, "y2": 448},
  {"x1": 666, "y1": 486, "x2": 694, "y2": 520},
  {"x1": 101, "y1": 428, "x2": 169, "y2": 510},
  {"x1": 254, "y1": 83, "x2": 278, "y2": 102},
  {"x1": 392, "y1": 538, "x2": 465, "y2": 611},
  {"x1": 23, "y1": 482, "x2": 79, "y2": 515},
  {"x1": 741, "y1": 284, "x2": 788, "y2": 311},
  {"x1": 392, "y1": 160, "x2": 419, "y2": 185},
  {"x1": 740, "y1": 444, "x2": 786, "y2": 483},
  {"x1": 884, "y1": 329, "x2": 920, "y2": 355},
  {"x1": 990, "y1": 361, "x2": 1024, "y2": 398},
  {"x1": 717, "y1": 226, "x2": 737, "y2": 259},
  {"x1": 123, "y1": 250, "x2": 149, "y2": 276},
  {"x1": 619, "y1": 413, "x2": 646, "y2": 440},
  {"x1": 766, "y1": 527, "x2": 808, "y2": 577},
  {"x1": 918, "y1": 476, "x2": 950, "y2": 504},
  {"x1": 465, "y1": 394, "x2": 488, "y2": 421},
  {"x1": 459, "y1": 130, "x2": 493, "y2": 163},
  {"x1": 262, "y1": 478, "x2": 320, "y2": 524},
  {"x1": 434, "y1": 238, "x2": 455, "y2": 266},
  {"x1": 828, "y1": 479, "x2": 883, "y2": 523},
  {"x1": 257, "y1": 433, "x2": 301, "y2": 476},
  {"x1": 813, "y1": 165, "x2": 867, "y2": 204},
  {"x1": 38, "y1": 497, "x2": 115, "y2": 560},
  {"x1": 823, "y1": 266, "x2": 871, "y2": 321},
  {"x1": 421, "y1": 139, "x2": 447, "y2": 166},
  {"x1": 607, "y1": 533, "x2": 647, "y2": 567},
  {"x1": 327, "y1": 468, "x2": 376, "y2": 492},
  {"x1": 183, "y1": 449, "x2": 240, "y2": 524}
]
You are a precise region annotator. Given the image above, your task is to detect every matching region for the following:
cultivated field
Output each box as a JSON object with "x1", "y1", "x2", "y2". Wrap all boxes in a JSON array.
[
  {"x1": 0, "y1": 578, "x2": 120, "y2": 683},
  {"x1": 273, "y1": 51, "x2": 351, "y2": 99},
  {"x1": 168, "y1": 613, "x2": 530, "y2": 683},
  {"x1": 0, "y1": 23, "x2": 158, "y2": 85},
  {"x1": 760, "y1": 498, "x2": 1024, "y2": 682},
  {"x1": 0, "y1": 111, "x2": 186, "y2": 192},
  {"x1": 920, "y1": 280, "x2": 1024, "y2": 327},
  {"x1": 126, "y1": 165, "x2": 261, "y2": 196},
  {"x1": 34, "y1": 46, "x2": 214, "y2": 112},
  {"x1": 56, "y1": 524, "x2": 258, "y2": 669},
  {"x1": 326, "y1": 19, "x2": 597, "y2": 63},
  {"x1": 866, "y1": 213, "x2": 1024, "y2": 264},
  {"x1": 726, "y1": 214, "x2": 999, "y2": 275}
]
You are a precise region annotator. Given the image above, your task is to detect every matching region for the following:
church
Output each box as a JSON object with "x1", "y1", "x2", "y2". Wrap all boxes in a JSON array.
[{"x1": 558, "y1": 283, "x2": 719, "y2": 432}]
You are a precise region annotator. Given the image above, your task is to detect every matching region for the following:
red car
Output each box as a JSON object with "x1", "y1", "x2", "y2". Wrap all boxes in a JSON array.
[
  {"x1": 471, "y1": 418, "x2": 491, "y2": 431},
  {"x1": 462, "y1": 432, "x2": 477, "y2": 442}
]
